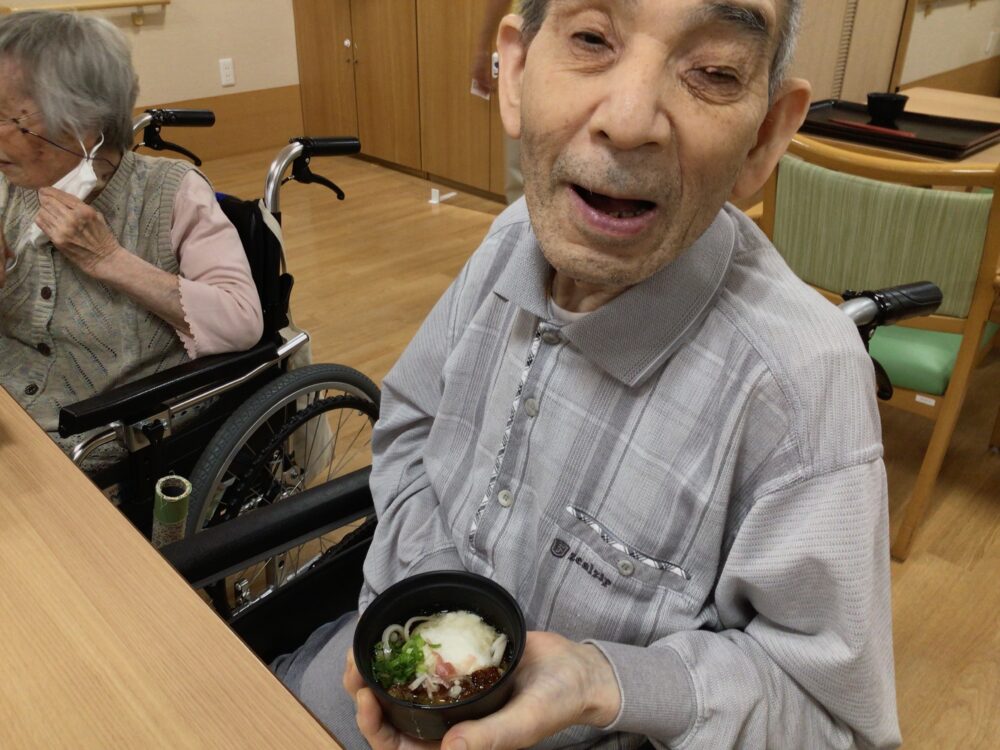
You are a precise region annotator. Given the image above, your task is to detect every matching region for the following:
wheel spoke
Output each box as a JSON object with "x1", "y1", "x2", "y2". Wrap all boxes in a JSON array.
[{"x1": 198, "y1": 377, "x2": 377, "y2": 618}]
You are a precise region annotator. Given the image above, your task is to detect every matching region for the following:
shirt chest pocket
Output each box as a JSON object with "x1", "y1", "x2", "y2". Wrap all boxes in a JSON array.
[{"x1": 521, "y1": 507, "x2": 697, "y2": 645}]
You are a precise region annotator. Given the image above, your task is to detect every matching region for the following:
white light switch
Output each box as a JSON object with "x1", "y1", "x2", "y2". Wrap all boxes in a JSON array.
[{"x1": 219, "y1": 58, "x2": 236, "y2": 87}]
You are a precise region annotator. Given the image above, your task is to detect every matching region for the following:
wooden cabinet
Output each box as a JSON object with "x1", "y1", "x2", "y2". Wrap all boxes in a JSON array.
[
  {"x1": 292, "y1": 0, "x2": 422, "y2": 171},
  {"x1": 352, "y1": 0, "x2": 422, "y2": 170},
  {"x1": 293, "y1": 0, "x2": 358, "y2": 137},
  {"x1": 416, "y1": 0, "x2": 493, "y2": 191}
]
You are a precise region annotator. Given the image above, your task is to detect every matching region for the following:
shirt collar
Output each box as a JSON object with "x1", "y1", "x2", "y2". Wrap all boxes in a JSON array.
[{"x1": 493, "y1": 206, "x2": 736, "y2": 387}]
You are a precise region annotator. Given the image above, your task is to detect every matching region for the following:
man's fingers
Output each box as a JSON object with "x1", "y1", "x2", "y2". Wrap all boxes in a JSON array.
[
  {"x1": 343, "y1": 651, "x2": 365, "y2": 699},
  {"x1": 356, "y1": 687, "x2": 400, "y2": 750},
  {"x1": 444, "y1": 697, "x2": 551, "y2": 750}
]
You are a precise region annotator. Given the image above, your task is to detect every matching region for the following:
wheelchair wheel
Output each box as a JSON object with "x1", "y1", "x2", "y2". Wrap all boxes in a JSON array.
[{"x1": 186, "y1": 363, "x2": 379, "y2": 617}]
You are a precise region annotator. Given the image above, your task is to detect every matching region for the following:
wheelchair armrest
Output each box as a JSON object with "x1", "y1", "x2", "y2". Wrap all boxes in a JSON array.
[
  {"x1": 57, "y1": 341, "x2": 279, "y2": 438},
  {"x1": 161, "y1": 467, "x2": 374, "y2": 589}
]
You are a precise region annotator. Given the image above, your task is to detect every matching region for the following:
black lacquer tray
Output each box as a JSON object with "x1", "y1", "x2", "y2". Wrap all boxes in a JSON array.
[{"x1": 800, "y1": 99, "x2": 1000, "y2": 160}]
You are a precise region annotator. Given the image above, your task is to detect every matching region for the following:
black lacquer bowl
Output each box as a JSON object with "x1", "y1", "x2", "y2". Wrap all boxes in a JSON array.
[
  {"x1": 867, "y1": 91, "x2": 909, "y2": 126},
  {"x1": 353, "y1": 571, "x2": 526, "y2": 741}
]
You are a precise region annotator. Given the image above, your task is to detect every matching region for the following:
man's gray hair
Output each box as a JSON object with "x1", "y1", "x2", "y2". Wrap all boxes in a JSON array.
[
  {"x1": 0, "y1": 11, "x2": 138, "y2": 152},
  {"x1": 518, "y1": 0, "x2": 803, "y2": 99}
]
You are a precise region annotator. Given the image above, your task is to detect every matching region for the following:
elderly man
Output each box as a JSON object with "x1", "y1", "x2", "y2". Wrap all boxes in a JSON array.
[{"x1": 276, "y1": 1, "x2": 901, "y2": 748}]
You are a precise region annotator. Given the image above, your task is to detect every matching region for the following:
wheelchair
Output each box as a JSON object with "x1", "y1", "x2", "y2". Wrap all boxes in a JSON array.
[
  {"x1": 161, "y1": 280, "x2": 944, "y2": 665},
  {"x1": 59, "y1": 109, "x2": 380, "y2": 617}
]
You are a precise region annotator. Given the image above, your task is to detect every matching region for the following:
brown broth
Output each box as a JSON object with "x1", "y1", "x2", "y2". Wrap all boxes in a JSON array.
[{"x1": 387, "y1": 666, "x2": 504, "y2": 705}]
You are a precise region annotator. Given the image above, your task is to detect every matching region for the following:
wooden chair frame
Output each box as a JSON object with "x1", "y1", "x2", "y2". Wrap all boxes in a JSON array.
[{"x1": 760, "y1": 135, "x2": 1000, "y2": 561}]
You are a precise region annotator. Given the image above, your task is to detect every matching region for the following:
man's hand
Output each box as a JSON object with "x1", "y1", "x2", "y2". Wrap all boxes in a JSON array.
[
  {"x1": 35, "y1": 187, "x2": 122, "y2": 277},
  {"x1": 443, "y1": 632, "x2": 621, "y2": 749},
  {"x1": 344, "y1": 650, "x2": 441, "y2": 750},
  {"x1": 470, "y1": 48, "x2": 495, "y2": 95},
  {"x1": 345, "y1": 631, "x2": 622, "y2": 750}
]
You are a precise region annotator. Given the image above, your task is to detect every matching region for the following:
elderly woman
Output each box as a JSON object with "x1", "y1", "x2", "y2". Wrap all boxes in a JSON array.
[{"x1": 0, "y1": 11, "x2": 262, "y2": 456}]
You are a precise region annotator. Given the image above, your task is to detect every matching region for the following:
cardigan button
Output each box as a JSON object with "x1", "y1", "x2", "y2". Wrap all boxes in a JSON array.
[
  {"x1": 37, "y1": 343, "x2": 51, "y2": 357},
  {"x1": 24, "y1": 383, "x2": 38, "y2": 396},
  {"x1": 40, "y1": 286, "x2": 53, "y2": 300}
]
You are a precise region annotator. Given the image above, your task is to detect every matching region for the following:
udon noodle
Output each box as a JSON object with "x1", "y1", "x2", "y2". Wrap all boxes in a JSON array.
[{"x1": 373, "y1": 610, "x2": 508, "y2": 704}]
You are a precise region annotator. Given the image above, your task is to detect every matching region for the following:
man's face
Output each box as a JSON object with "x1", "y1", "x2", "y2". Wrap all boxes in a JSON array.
[{"x1": 508, "y1": 0, "x2": 782, "y2": 290}]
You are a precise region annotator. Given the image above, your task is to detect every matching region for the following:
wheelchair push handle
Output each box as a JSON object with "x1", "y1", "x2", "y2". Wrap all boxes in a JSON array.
[
  {"x1": 132, "y1": 109, "x2": 216, "y2": 166},
  {"x1": 149, "y1": 108, "x2": 216, "y2": 127},
  {"x1": 839, "y1": 281, "x2": 942, "y2": 402},
  {"x1": 264, "y1": 136, "x2": 361, "y2": 214},
  {"x1": 298, "y1": 136, "x2": 361, "y2": 158},
  {"x1": 840, "y1": 282, "x2": 942, "y2": 328}
]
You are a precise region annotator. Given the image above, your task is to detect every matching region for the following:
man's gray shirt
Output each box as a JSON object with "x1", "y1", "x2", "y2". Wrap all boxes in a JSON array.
[{"x1": 289, "y1": 200, "x2": 900, "y2": 749}]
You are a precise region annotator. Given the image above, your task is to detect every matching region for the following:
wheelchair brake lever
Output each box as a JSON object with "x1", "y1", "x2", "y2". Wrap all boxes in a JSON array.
[
  {"x1": 153, "y1": 139, "x2": 204, "y2": 167},
  {"x1": 140, "y1": 124, "x2": 204, "y2": 166},
  {"x1": 871, "y1": 356, "x2": 893, "y2": 401},
  {"x1": 290, "y1": 156, "x2": 346, "y2": 200}
]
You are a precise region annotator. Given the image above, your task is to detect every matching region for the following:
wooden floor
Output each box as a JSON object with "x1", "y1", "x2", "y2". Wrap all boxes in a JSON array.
[{"x1": 203, "y1": 148, "x2": 1000, "y2": 749}]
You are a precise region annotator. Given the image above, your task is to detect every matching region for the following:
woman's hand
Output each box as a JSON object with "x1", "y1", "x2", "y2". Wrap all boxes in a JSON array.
[
  {"x1": 35, "y1": 187, "x2": 122, "y2": 276},
  {"x1": 344, "y1": 650, "x2": 441, "y2": 750},
  {"x1": 344, "y1": 631, "x2": 622, "y2": 750}
]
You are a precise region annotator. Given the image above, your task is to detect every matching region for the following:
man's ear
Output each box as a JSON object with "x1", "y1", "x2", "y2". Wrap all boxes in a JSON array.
[
  {"x1": 496, "y1": 14, "x2": 526, "y2": 140},
  {"x1": 731, "y1": 78, "x2": 812, "y2": 201}
]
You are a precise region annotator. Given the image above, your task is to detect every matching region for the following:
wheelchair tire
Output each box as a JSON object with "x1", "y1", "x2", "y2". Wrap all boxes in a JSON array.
[{"x1": 185, "y1": 363, "x2": 380, "y2": 617}]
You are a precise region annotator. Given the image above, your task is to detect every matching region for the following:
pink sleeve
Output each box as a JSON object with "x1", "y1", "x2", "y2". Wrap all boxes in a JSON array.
[{"x1": 170, "y1": 171, "x2": 264, "y2": 358}]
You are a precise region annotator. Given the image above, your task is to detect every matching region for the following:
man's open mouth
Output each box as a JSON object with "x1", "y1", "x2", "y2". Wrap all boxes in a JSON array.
[{"x1": 571, "y1": 184, "x2": 656, "y2": 219}]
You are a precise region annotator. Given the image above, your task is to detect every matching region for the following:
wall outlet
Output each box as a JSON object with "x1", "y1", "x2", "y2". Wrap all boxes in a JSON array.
[{"x1": 219, "y1": 58, "x2": 236, "y2": 87}]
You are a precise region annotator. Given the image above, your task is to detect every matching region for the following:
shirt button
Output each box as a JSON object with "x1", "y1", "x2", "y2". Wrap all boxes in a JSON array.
[
  {"x1": 24, "y1": 383, "x2": 38, "y2": 396},
  {"x1": 40, "y1": 286, "x2": 52, "y2": 300},
  {"x1": 523, "y1": 397, "x2": 539, "y2": 417},
  {"x1": 617, "y1": 559, "x2": 635, "y2": 577},
  {"x1": 540, "y1": 330, "x2": 561, "y2": 345},
  {"x1": 497, "y1": 489, "x2": 515, "y2": 508},
  {"x1": 37, "y1": 343, "x2": 51, "y2": 356}
]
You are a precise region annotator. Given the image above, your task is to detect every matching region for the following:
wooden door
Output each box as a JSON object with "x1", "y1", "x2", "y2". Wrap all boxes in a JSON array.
[
  {"x1": 351, "y1": 0, "x2": 422, "y2": 169},
  {"x1": 417, "y1": 0, "x2": 492, "y2": 190},
  {"x1": 292, "y1": 0, "x2": 359, "y2": 137}
]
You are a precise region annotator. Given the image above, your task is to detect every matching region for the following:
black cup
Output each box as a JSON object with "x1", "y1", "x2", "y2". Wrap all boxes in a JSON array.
[
  {"x1": 353, "y1": 571, "x2": 526, "y2": 741},
  {"x1": 867, "y1": 92, "x2": 908, "y2": 127}
]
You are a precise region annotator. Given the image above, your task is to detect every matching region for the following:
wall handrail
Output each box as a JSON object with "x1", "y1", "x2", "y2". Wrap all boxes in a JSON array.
[{"x1": 0, "y1": 1, "x2": 170, "y2": 26}]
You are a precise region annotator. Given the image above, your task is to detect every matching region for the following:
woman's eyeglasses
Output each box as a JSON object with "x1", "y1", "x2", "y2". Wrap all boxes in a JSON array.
[
  {"x1": 0, "y1": 110, "x2": 114, "y2": 165},
  {"x1": 0, "y1": 110, "x2": 41, "y2": 131}
]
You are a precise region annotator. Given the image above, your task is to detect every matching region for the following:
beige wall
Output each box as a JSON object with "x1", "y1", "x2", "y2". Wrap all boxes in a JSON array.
[
  {"x1": 902, "y1": 0, "x2": 1000, "y2": 83},
  {"x1": 9, "y1": 0, "x2": 300, "y2": 105}
]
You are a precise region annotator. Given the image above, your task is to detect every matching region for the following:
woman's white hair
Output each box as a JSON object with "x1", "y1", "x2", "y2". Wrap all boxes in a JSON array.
[{"x1": 0, "y1": 11, "x2": 138, "y2": 152}]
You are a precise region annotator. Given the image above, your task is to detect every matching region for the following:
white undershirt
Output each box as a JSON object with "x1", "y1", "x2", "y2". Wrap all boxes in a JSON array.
[{"x1": 548, "y1": 295, "x2": 592, "y2": 325}]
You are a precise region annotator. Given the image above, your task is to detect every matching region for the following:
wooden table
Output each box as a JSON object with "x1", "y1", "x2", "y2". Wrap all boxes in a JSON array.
[
  {"x1": 0, "y1": 388, "x2": 342, "y2": 748},
  {"x1": 811, "y1": 86, "x2": 1000, "y2": 167}
]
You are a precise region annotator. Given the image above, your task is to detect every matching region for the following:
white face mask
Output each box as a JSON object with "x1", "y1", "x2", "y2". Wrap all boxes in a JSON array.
[{"x1": 5, "y1": 134, "x2": 104, "y2": 272}]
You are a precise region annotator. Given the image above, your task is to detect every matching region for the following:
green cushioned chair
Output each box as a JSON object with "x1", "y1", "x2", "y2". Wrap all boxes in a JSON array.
[{"x1": 760, "y1": 135, "x2": 1000, "y2": 561}]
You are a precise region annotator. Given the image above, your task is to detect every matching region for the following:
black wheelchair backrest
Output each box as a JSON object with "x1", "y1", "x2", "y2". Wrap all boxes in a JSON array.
[{"x1": 217, "y1": 194, "x2": 292, "y2": 344}]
